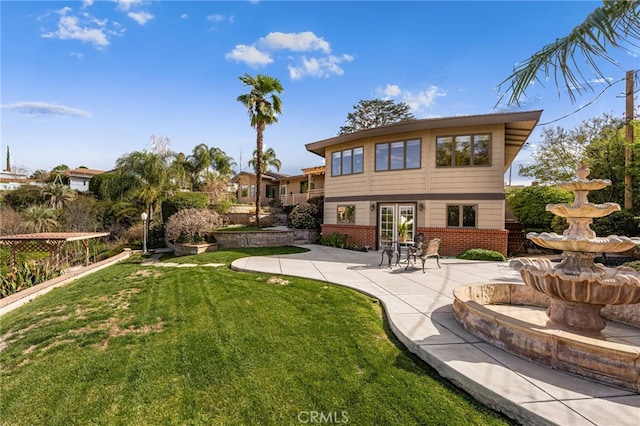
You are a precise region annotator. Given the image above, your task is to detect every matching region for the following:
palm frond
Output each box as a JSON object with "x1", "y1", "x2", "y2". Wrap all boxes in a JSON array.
[{"x1": 497, "y1": 0, "x2": 640, "y2": 106}]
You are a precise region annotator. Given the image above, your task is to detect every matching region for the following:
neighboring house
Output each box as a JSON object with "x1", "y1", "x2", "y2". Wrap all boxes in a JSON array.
[
  {"x1": 305, "y1": 110, "x2": 543, "y2": 257},
  {"x1": 231, "y1": 166, "x2": 326, "y2": 207},
  {"x1": 232, "y1": 171, "x2": 290, "y2": 206},
  {"x1": 0, "y1": 171, "x2": 33, "y2": 191},
  {"x1": 65, "y1": 167, "x2": 105, "y2": 192},
  {"x1": 279, "y1": 165, "x2": 325, "y2": 206}
]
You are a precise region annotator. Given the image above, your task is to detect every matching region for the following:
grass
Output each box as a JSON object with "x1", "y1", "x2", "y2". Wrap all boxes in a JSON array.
[{"x1": 0, "y1": 248, "x2": 512, "y2": 425}]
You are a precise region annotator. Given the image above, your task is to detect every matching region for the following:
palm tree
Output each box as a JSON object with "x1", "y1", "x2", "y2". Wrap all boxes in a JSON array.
[
  {"x1": 248, "y1": 147, "x2": 282, "y2": 174},
  {"x1": 22, "y1": 205, "x2": 59, "y2": 233},
  {"x1": 237, "y1": 73, "x2": 284, "y2": 226},
  {"x1": 43, "y1": 183, "x2": 76, "y2": 209},
  {"x1": 115, "y1": 150, "x2": 173, "y2": 228},
  {"x1": 498, "y1": 0, "x2": 640, "y2": 105},
  {"x1": 187, "y1": 144, "x2": 236, "y2": 189}
]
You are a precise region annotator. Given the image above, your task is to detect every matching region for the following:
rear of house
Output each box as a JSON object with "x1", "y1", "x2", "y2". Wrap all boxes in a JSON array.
[{"x1": 305, "y1": 110, "x2": 542, "y2": 257}]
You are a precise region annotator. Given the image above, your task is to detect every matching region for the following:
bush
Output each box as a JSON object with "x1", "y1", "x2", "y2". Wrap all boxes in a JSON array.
[
  {"x1": 1, "y1": 260, "x2": 62, "y2": 299},
  {"x1": 622, "y1": 260, "x2": 640, "y2": 271},
  {"x1": 2, "y1": 185, "x2": 44, "y2": 211},
  {"x1": 162, "y1": 192, "x2": 210, "y2": 223},
  {"x1": 506, "y1": 185, "x2": 573, "y2": 234},
  {"x1": 457, "y1": 248, "x2": 506, "y2": 262},
  {"x1": 289, "y1": 204, "x2": 320, "y2": 229},
  {"x1": 320, "y1": 232, "x2": 359, "y2": 250},
  {"x1": 165, "y1": 208, "x2": 222, "y2": 243},
  {"x1": 591, "y1": 210, "x2": 640, "y2": 238}
]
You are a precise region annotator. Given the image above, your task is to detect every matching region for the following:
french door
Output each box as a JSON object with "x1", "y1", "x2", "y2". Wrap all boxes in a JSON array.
[{"x1": 379, "y1": 204, "x2": 415, "y2": 245}]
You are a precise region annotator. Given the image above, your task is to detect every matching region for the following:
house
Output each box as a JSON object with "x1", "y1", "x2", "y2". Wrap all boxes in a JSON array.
[
  {"x1": 232, "y1": 171, "x2": 290, "y2": 206},
  {"x1": 64, "y1": 167, "x2": 105, "y2": 192},
  {"x1": 305, "y1": 110, "x2": 543, "y2": 257},
  {"x1": 231, "y1": 166, "x2": 326, "y2": 207}
]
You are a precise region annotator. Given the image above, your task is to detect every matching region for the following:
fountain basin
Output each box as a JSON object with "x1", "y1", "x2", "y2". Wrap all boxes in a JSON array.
[
  {"x1": 527, "y1": 232, "x2": 640, "y2": 253},
  {"x1": 453, "y1": 283, "x2": 640, "y2": 392}
]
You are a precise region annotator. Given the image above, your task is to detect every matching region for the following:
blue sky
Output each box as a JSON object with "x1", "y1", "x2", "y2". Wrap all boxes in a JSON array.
[{"x1": 2, "y1": 1, "x2": 638, "y2": 184}]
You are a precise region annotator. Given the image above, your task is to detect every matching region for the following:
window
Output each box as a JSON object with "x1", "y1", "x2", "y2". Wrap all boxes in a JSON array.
[
  {"x1": 436, "y1": 134, "x2": 491, "y2": 167},
  {"x1": 300, "y1": 181, "x2": 308, "y2": 193},
  {"x1": 280, "y1": 185, "x2": 287, "y2": 196},
  {"x1": 337, "y1": 205, "x2": 356, "y2": 224},
  {"x1": 447, "y1": 205, "x2": 477, "y2": 227},
  {"x1": 250, "y1": 184, "x2": 256, "y2": 198},
  {"x1": 332, "y1": 147, "x2": 363, "y2": 176},
  {"x1": 375, "y1": 139, "x2": 421, "y2": 171},
  {"x1": 241, "y1": 185, "x2": 248, "y2": 198}
]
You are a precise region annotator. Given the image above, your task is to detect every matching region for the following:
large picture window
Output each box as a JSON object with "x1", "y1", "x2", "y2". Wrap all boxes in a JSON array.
[
  {"x1": 332, "y1": 147, "x2": 363, "y2": 176},
  {"x1": 436, "y1": 134, "x2": 491, "y2": 167},
  {"x1": 375, "y1": 139, "x2": 421, "y2": 171},
  {"x1": 447, "y1": 204, "x2": 477, "y2": 227}
]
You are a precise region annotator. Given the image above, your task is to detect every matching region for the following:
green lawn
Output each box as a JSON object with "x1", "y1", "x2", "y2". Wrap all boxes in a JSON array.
[{"x1": 0, "y1": 248, "x2": 512, "y2": 425}]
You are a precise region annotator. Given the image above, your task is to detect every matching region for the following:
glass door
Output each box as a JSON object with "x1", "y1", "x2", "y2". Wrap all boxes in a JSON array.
[{"x1": 378, "y1": 204, "x2": 415, "y2": 247}]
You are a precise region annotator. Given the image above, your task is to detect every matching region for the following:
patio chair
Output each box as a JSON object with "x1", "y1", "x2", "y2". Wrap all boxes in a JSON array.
[
  {"x1": 406, "y1": 238, "x2": 441, "y2": 273},
  {"x1": 378, "y1": 236, "x2": 399, "y2": 268}
]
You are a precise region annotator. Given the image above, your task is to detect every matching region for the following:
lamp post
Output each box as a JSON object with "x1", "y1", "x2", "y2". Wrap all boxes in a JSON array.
[{"x1": 141, "y1": 212, "x2": 148, "y2": 254}]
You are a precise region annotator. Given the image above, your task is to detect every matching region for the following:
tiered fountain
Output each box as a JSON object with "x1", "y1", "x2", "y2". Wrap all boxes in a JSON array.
[{"x1": 453, "y1": 165, "x2": 640, "y2": 391}]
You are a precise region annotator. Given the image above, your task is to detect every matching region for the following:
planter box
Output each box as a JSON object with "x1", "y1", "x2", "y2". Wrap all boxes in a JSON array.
[
  {"x1": 174, "y1": 242, "x2": 219, "y2": 256},
  {"x1": 212, "y1": 230, "x2": 294, "y2": 248}
]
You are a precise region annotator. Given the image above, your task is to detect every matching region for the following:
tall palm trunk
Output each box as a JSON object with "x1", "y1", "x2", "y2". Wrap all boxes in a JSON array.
[{"x1": 255, "y1": 122, "x2": 265, "y2": 226}]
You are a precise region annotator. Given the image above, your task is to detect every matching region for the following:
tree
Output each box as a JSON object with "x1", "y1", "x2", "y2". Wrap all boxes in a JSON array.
[
  {"x1": 43, "y1": 182, "x2": 76, "y2": 209},
  {"x1": 237, "y1": 73, "x2": 284, "y2": 226},
  {"x1": 520, "y1": 114, "x2": 623, "y2": 184},
  {"x1": 115, "y1": 149, "x2": 173, "y2": 227},
  {"x1": 497, "y1": 1, "x2": 640, "y2": 105},
  {"x1": 338, "y1": 99, "x2": 415, "y2": 135},
  {"x1": 22, "y1": 205, "x2": 59, "y2": 233},
  {"x1": 187, "y1": 144, "x2": 236, "y2": 190},
  {"x1": 248, "y1": 147, "x2": 281, "y2": 173}
]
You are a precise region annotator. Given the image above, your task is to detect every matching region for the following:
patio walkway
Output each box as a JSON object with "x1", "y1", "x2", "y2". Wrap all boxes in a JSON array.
[{"x1": 231, "y1": 244, "x2": 640, "y2": 426}]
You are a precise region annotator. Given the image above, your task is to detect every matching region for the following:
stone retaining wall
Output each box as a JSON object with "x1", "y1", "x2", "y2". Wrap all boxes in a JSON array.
[{"x1": 212, "y1": 230, "x2": 294, "y2": 248}]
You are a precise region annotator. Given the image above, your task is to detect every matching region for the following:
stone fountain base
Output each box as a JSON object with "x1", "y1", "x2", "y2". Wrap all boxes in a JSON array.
[{"x1": 453, "y1": 283, "x2": 640, "y2": 393}]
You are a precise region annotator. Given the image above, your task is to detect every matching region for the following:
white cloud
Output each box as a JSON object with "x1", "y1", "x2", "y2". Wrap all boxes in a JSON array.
[
  {"x1": 225, "y1": 45, "x2": 273, "y2": 68},
  {"x1": 42, "y1": 15, "x2": 111, "y2": 47},
  {"x1": 82, "y1": 0, "x2": 94, "y2": 9},
  {"x1": 128, "y1": 11, "x2": 153, "y2": 25},
  {"x1": 116, "y1": 0, "x2": 144, "y2": 12},
  {"x1": 376, "y1": 84, "x2": 446, "y2": 115},
  {"x1": 2, "y1": 102, "x2": 91, "y2": 118},
  {"x1": 258, "y1": 31, "x2": 330, "y2": 53},
  {"x1": 227, "y1": 31, "x2": 352, "y2": 79},
  {"x1": 289, "y1": 54, "x2": 354, "y2": 80},
  {"x1": 180, "y1": 14, "x2": 188, "y2": 19},
  {"x1": 69, "y1": 52, "x2": 85, "y2": 60},
  {"x1": 207, "y1": 14, "x2": 225, "y2": 22}
]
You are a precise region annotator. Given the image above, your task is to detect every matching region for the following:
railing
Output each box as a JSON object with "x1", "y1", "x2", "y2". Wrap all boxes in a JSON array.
[{"x1": 281, "y1": 189, "x2": 324, "y2": 206}]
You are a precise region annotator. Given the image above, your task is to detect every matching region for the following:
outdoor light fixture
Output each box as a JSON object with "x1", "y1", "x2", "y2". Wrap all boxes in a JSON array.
[
  {"x1": 141, "y1": 212, "x2": 148, "y2": 254},
  {"x1": 370, "y1": 204, "x2": 375, "y2": 212},
  {"x1": 418, "y1": 203, "x2": 424, "y2": 212}
]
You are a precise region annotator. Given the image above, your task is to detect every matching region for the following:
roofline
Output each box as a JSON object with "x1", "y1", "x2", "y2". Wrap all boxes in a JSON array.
[{"x1": 305, "y1": 110, "x2": 543, "y2": 157}]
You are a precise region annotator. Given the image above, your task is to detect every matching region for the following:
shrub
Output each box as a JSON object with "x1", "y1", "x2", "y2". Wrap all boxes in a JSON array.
[
  {"x1": 1, "y1": 260, "x2": 62, "y2": 299},
  {"x1": 165, "y1": 208, "x2": 222, "y2": 243},
  {"x1": 622, "y1": 260, "x2": 640, "y2": 271},
  {"x1": 591, "y1": 210, "x2": 640, "y2": 238},
  {"x1": 320, "y1": 232, "x2": 358, "y2": 250},
  {"x1": 289, "y1": 204, "x2": 320, "y2": 229},
  {"x1": 162, "y1": 192, "x2": 210, "y2": 223},
  {"x1": 506, "y1": 185, "x2": 573, "y2": 234},
  {"x1": 457, "y1": 248, "x2": 506, "y2": 262}
]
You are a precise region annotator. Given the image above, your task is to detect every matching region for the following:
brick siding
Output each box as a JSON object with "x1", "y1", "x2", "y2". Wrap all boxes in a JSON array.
[{"x1": 321, "y1": 224, "x2": 509, "y2": 257}]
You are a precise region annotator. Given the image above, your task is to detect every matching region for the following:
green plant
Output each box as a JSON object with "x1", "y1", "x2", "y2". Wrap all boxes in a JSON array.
[
  {"x1": 1, "y1": 260, "x2": 62, "y2": 299},
  {"x1": 506, "y1": 185, "x2": 573, "y2": 234},
  {"x1": 288, "y1": 203, "x2": 320, "y2": 229},
  {"x1": 622, "y1": 260, "x2": 640, "y2": 271},
  {"x1": 457, "y1": 248, "x2": 506, "y2": 262},
  {"x1": 397, "y1": 215, "x2": 413, "y2": 240},
  {"x1": 320, "y1": 232, "x2": 360, "y2": 250},
  {"x1": 591, "y1": 210, "x2": 640, "y2": 238},
  {"x1": 161, "y1": 192, "x2": 210, "y2": 223}
]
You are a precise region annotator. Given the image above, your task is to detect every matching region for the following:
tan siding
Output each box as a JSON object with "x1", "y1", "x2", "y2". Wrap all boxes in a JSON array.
[
  {"x1": 324, "y1": 201, "x2": 371, "y2": 226},
  {"x1": 427, "y1": 200, "x2": 505, "y2": 230}
]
